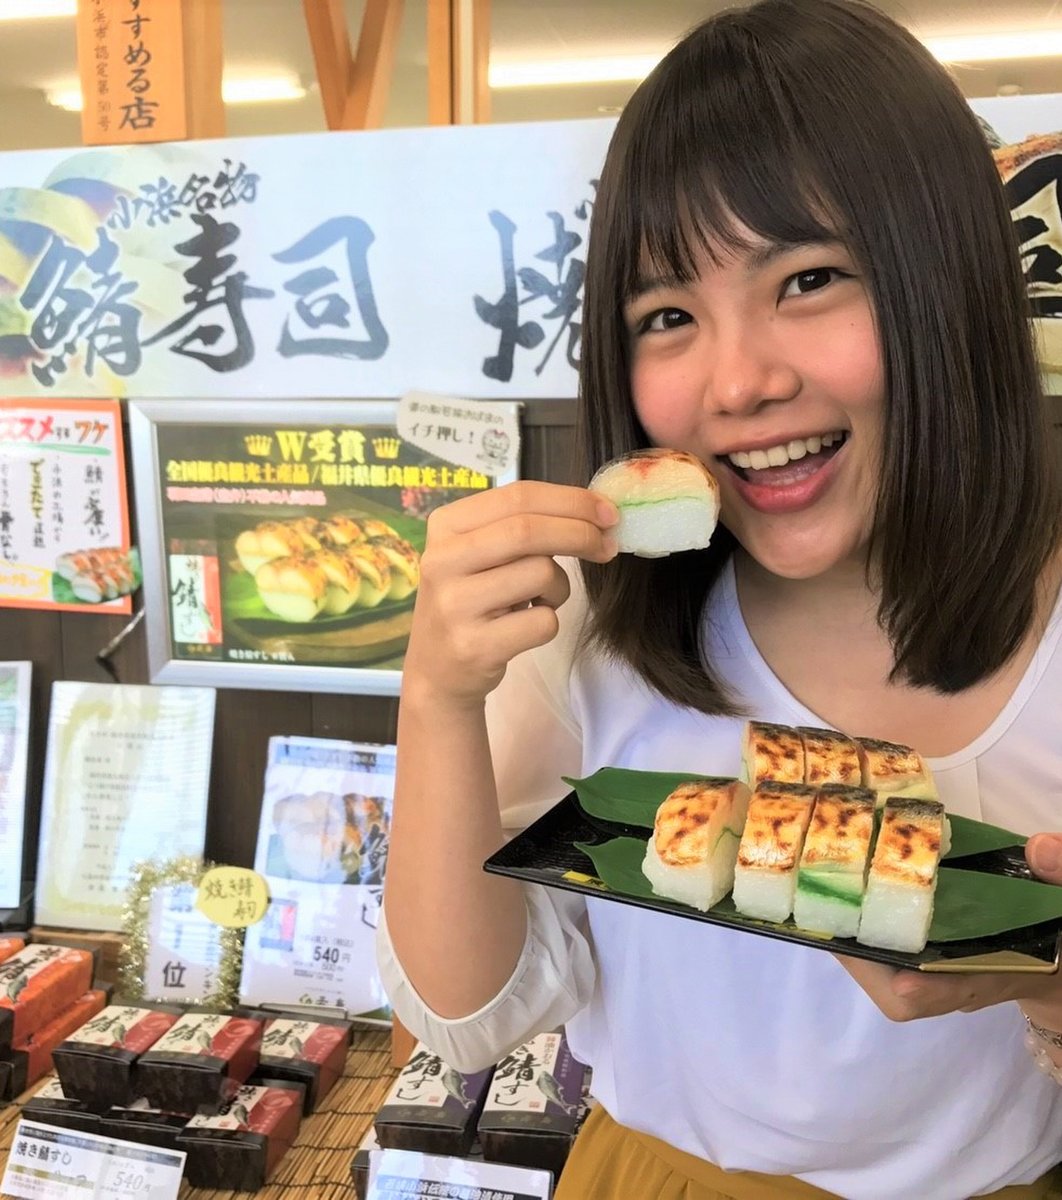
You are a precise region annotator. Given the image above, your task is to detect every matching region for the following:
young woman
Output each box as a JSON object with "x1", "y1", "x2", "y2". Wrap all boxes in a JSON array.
[{"x1": 380, "y1": 1, "x2": 1062, "y2": 1196}]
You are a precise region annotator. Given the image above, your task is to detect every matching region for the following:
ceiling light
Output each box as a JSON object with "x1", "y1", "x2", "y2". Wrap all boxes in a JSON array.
[
  {"x1": 46, "y1": 75, "x2": 307, "y2": 112},
  {"x1": 924, "y1": 30, "x2": 1062, "y2": 63},
  {"x1": 489, "y1": 55, "x2": 662, "y2": 89},
  {"x1": 0, "y1": 0, "x2": 75, "y2": 18}
]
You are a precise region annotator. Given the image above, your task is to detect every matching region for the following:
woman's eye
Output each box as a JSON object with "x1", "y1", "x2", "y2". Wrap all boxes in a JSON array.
[
  {"x1": 782, "y1": 268, "x2": 847, "y2": 298},
  {"x1": 639, "y1": 308, "x2": 691, "y2": 333}
]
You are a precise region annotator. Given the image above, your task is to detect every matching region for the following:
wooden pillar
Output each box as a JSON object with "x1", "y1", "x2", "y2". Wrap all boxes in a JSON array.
[
  {"x1": 428, "y1": 0, "x2": 491, "y2": 125},
  {"x1": 303, "y1": 0, "x2": 404, "y2": 132},
  {"x1": 75, "y1": 0, "x2": 224, "y2": 146}
]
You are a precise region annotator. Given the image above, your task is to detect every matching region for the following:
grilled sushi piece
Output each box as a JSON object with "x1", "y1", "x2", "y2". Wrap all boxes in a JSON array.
[
  {"x1": 235, "y1": 521, "x2": 307, "y2": 575},
  {"x1": 732, "y1": 782, "x2": 818, "y2": 922},
  {"x1": 798, "y1": 726, "x2": 862, "y2": 788},
  {"x1": 313, "y1": 549, "x2": 363, "y2": 615},
  {"x1": 589, "y1": 448, "x2": 720, "y2": 558},
  {"x1": 856, "y1": 736, "x2": 938, "y2": 804},
  {"x1": 55, "y1": 546, "x2": 129, "y2": 581},
  {"x1": 254, "y1": 555, "x2": 329, "y2": 623},
  {"x1": 857, "y1": 798, "x2": 948, "y2": 953},
  {"x1": 741, "y1": 721, "x2": 805, "y2": 787},
  {"x1": 317, "y1": 515, "x2": 367, "y2": 547},
  {"x1": 69, "y1": 559, "x2": 136, "y2": 603},
  {"x1": 360, "y1": 519, "x2": 399, "y2": 540},
  {"x1": 369, "y1": 535, "x2": 420, "y2": 600},
  {"x1": 344, "y1": 543, "x2": 393, "y2": 607},
  {"x1": 792, "y1": 785, "x2": 876, "y2": 937},
  {"x1": 641, "y1": 778, "x2": 751, "y2": 911}
]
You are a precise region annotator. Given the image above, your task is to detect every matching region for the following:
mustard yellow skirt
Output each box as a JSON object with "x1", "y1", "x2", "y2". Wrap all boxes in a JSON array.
[{"x1": 555, "y1": 1106, "x2": 1062, "y2": 1200}]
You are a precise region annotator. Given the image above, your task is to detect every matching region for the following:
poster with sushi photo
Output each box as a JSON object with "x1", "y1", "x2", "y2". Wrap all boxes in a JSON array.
[
  {"x1": 130, "y1": 398, "x2": 519, "y2": 696},
  {"x1": 0, "y1": 399, "x2": 136, "y2": 614},
  {"x1": 239, "y1": 735, "x2": 395, "y2": 1023}
]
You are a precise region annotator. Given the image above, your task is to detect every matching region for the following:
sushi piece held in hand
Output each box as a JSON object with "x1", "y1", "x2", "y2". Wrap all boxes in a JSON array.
[
  {"x1": 732, "y1": 782, "x2": 818, "y2": 923},
  {"x1": 857, "y1": 798, "x2": 948, "y2": 953},
  {"x1": 589, "y1": 449, "x2": 719, "y2": 558},
  {"x1": 792, "y1": 785, "x2": 876, "y2": 938},
  {"x1": 641, "y1": 778, "x2": 750, "y2": 911},
  {"x1": 741, "y1": 721, "x2": 806, "y2": 787}
]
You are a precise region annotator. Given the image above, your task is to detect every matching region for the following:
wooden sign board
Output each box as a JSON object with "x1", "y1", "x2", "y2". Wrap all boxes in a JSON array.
[{"x1": 76, "y1": 0, "x2": 188, "y2": 145}]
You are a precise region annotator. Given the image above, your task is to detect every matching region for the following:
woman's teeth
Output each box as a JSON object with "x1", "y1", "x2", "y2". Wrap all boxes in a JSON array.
[{"x1": 728, "y1": 432, "x2": 846, "y2": 471}]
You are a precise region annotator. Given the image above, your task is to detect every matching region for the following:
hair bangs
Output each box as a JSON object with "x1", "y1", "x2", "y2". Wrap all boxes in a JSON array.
[{"x1": 618, "y1": 22, "x2": 842, "y2": 298}]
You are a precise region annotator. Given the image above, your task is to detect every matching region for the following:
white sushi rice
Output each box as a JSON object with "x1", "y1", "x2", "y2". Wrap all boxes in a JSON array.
[
  {"x1": 731, "y1": 869, "x2": 795, "y2": 924},
  {"x1": 857, "y1": 879, "x2": 935, "y2": 953},
  {"x1": 642, "y1": 834, "x2": 740, "y2": 912},
  {"x1": 792, "y1": 882, "x2": 864, "y2": 939}
]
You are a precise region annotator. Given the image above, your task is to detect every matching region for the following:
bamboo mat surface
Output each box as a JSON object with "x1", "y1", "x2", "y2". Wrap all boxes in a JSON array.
[{"x1": 0, "y1": 1030, "x2": 398, "y2": 1199}]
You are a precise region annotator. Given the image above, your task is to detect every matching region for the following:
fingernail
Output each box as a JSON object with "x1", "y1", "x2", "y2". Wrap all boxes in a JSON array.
[
  {"x1": 1030, "y1": 836, "x2": 1062, "y2": 876},
  {"x1": 601, "y1": 533, "x2": 619, "y2": 559},
  {"x1": 596, "y1": 501, "x2": 620, "y2": 527}
]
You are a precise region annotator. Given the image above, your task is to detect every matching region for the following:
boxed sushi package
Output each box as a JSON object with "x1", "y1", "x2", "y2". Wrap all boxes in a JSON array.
[
  {"x1": 178, "y1": 1079, "x2": 305, "y2": 1190},
  {"x1": 374, "y1": 1042, "x2": 494, "y2": 1158},
  {"x1": 0, "y1": 944, "x2": 95, "y2": 1052},
  {"x1": 477, "y1": 1030, "x2": 592, "y2": 1178},
  {"x1": 52, "y1": 1002, "x2": 184, "y2": 1107},
  {"x1": 0, "y1": 937, "x2": 25, "y2": 966},
  {"x1": 97, "y1": 1100, "x2": 191, "y2": 1153},
  {"x1": 0, "y1": 988, "x2": 108, "y2": 1100},
  {"x1": 20, "y1": 1076, "x2": 100, "y2": 1136},
  {"x1": 136, "y1": 1009, "x2": 263, "y2": 1113},
  {"x1": 254, "y1": 1013, "x2": 353, "y2": 1114}
]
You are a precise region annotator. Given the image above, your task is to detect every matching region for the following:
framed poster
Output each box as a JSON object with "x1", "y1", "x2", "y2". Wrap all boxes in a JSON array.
[
  {"x1": 35, "y1": 681, "x2": 215, "y2": 931},
  {"x1": 129, "y1": 398, "x2": 519, "y2": 695},
  {"x1": 0, "y1": 662, "x2": 31, "y2": 909},
  {"x1": 0, "y1": 399, "x2": 135, "y2": 613},
  {"x1": 239, "y1": 736, "x2": 394, "y2": 1023}
]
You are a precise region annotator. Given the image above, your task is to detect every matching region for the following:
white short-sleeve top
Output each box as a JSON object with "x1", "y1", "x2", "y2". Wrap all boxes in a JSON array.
[{"x1": 379, "y1": 560, "x2": 1062, "y2": 1200}]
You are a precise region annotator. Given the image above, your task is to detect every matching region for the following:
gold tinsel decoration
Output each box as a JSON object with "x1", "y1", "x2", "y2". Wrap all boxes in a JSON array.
[{"x1": 117, "y1": 855, "x2": 245, "y2": 1008}]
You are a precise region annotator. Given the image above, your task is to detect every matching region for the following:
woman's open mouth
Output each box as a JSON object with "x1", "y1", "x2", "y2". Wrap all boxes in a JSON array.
[{"x1": 718, "y1": 431, "x2": 849, "y2": 514}]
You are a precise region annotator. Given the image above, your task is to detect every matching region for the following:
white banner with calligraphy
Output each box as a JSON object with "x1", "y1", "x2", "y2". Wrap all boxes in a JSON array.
[{"x1": 0, "y1": 100, "x2": 1057, "y2": 401}]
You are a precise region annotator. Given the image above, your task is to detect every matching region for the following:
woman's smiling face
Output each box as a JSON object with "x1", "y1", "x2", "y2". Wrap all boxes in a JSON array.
[{"x1": 623, "y1": 225, "x2": 885, "y2": 581}]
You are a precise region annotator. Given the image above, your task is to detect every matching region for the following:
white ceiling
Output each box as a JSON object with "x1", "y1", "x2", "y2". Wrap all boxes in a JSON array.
[{"x1": 0, "y1": 0, "x2": 1060, "y2": 152}]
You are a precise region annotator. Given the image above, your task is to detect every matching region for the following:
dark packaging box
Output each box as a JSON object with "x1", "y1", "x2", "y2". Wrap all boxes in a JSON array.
[
  {"x1": 98, "y1": 1101, "x2": 191, "y2": 1153},
  {"x1": 477, "y1": 1030, "x2": 591, "y2": 1179},
  {"x1": 374, "y1": 1042, "x2": 493, "y2": 1158},
  {"x1": 178, "y1": 1078, "x2": 304, "y2": 1190},
  {"x1": 0, "y1": 945, "x2": 95, "y2": 1053},
  {"x1": 20, "y1": 1076, "x2": 101, "y2": 1137},
  {"x1": 2, "y1": 989, "x2": 108, "y2": 1100},
  {"x1": 254, "y1": 1013, "x2": 353, "y2": 1114},
  {"x1": 53, "y1": 1002, "x2": 184, "y2": 1108},
  {"x1": 136, "y1": 1009, "x2": 263, "y2": 1114}
]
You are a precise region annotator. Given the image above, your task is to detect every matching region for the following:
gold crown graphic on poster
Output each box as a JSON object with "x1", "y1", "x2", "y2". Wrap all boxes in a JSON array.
[
  {"x1": 372, "y1": 437, "x2": 401, "y2": 460},
  {"x1": 244, "y1": 435, "x2": 273, "y2": 457}
]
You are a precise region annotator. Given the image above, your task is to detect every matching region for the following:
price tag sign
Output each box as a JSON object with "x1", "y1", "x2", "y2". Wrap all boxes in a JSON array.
[
  {"x1": 1, "y1": 1120, "x2": 185, "y2": 1200},
  {"x1": 367, "y1": 1148, "x2": 553, "y2": 1199},
  {"x1": 196, "y1": 866, "x2": 270, "y2": 928}
]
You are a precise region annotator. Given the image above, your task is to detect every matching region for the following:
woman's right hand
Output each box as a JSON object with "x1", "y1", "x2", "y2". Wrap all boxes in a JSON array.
[{"x1": 403, "y1": 481, "x2": 619, "y2": 711}]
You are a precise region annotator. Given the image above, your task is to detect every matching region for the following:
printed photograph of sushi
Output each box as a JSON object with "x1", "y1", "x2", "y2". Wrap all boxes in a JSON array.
[
  {"x1": 228, "y1": 513, "x2": 421, "y2": 624},
  {"x1": 52, "y1": 546, "x2": 141, "y2": 606},
  {"x1": 265, "y1": 789, "x2": 391, "y2": 885}
]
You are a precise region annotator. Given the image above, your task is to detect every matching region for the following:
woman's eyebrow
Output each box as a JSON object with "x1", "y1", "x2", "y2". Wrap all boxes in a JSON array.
[
  {"x1": 626, "y1": 269, "x2": 688, "y2": 303},
  {"x1": 743, "y1": 237, "x2": 846, "y2": 273}
]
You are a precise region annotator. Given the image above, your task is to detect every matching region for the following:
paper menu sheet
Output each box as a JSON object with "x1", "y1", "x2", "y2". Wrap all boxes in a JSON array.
[
  {"x1": 35, "y1": 681, "x2": 216, "y2": 931},
  {"x1": 239, "y1": 735, "x2": 394, "y2": 1020},
  {"x1": 0, "y1": 662, "x2": 31, "y2": 909}
]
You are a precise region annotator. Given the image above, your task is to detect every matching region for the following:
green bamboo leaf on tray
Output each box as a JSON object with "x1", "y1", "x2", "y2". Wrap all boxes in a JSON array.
[
  {"x1": 564, "y1": 768, "x2": 1025, "y2": 859},
  {"x1": 573, "y1": 838, "x2": 1062, "y2": 943}
]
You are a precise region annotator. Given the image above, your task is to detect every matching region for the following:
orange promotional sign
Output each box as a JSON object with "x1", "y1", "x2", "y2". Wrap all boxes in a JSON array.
[{"x1": 76, "y1": 0, "x2": 188, "y2": 145}]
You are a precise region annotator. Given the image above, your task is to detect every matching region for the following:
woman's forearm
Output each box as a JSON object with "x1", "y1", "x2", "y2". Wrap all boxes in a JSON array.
[{"x1": 383, "y1": 683, "x2": 529, "y2": 1018}]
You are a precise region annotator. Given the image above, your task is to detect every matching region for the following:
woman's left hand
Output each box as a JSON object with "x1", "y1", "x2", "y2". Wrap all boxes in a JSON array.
[{"x1": 836, "y1": 833, "x2": 1062, "y2": 1025}]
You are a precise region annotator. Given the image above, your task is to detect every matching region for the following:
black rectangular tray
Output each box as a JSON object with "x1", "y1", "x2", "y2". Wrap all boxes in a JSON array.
[{"x1": 484, "y1": 792, "x2": 1061, "y2": 973}]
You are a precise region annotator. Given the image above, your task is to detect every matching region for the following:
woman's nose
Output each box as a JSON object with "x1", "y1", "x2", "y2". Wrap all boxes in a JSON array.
[{"x1": 704, "y1": 324, "x2": 801, "y2": 416}]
